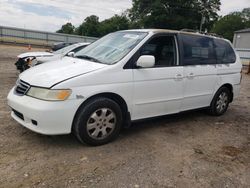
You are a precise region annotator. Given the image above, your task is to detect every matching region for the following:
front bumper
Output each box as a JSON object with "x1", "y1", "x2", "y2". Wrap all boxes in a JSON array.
[{"x1": 7, "y1": 87, "x2": 83, "y2": 135}]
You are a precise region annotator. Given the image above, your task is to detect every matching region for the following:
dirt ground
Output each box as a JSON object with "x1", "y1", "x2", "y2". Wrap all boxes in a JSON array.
[{"x1": 0, "y1": 44, "x2": 249, "y2": 188}]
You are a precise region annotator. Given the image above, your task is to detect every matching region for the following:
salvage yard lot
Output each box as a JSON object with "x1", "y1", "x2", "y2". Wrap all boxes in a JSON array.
[{"x1": 0, "y1": 44, "x2": 249, "y2": 188}]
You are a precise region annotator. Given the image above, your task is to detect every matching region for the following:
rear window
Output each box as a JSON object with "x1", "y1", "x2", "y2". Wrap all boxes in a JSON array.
[
  {"x1": 214, "y1": 39, "x2": 236, "y2": 64},
  {"x1": 182, "y1": 34, "x2": 216, "y2": 65}
]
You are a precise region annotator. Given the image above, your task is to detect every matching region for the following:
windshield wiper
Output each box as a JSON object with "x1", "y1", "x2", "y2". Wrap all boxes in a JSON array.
[{"x1": 75, "y1": 55, "x2": 103, "y2": 64}]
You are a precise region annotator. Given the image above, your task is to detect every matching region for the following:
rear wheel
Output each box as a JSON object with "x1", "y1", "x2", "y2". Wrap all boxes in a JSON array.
[
  {"x1": 73, "y1": 97, "x2": 122, "y2": 146},
  {"x1": 208, "y1": 87, "x2": 231, "y2": 116}
]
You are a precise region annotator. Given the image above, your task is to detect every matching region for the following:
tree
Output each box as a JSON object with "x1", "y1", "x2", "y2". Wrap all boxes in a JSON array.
[
  {"x1": 57, "y1": 22, "x2": 75, "y2": 34},
  {"x1": 242, "y1": 8, "x2": 250, "y2": 27},
  {"x1": 99, "y1": 14, "x2": 130, "y2": 36},
  {"x1": 128, "y1": 0, "x2": 220, "y2": 31},
  {"x1": 211, "y1": 8, "x2": 250, "y2": 41},
  {"x1": 57, "y1": 0, "x2": 224, "y2": 37},
  {"x1": 211, "y1": 13, "x2": 246, "y2": 41},
  {"x1": 75, "y1": 15, "x2": 101, "y2": 37},
  {"x1": 74, "y1": 14, "x2": 130, "y2": 37},
  {"x1": 242, "y1": 8, "x2": 250, "y2": 20},
  {"x1": 197, "y1": 0, "x2": 221, "y2": 31}
]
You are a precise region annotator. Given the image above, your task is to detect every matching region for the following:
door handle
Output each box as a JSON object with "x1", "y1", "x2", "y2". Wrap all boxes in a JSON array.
[
  {"x1": 187, "y1": 73, "x2": 195, "y2": 79},
  {"x1": 175, "y1": 74, "x2": 183, "y2": 81}
]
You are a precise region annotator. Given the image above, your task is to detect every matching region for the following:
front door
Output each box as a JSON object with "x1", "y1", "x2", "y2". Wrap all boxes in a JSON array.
[{"x1": 132, "y1": 35, "x2": 184, "y2": 120}]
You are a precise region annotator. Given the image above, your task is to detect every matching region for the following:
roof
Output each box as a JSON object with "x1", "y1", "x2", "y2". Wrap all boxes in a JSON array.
[{"x1": 235, "y1": 28, "x2": 250, "y2": 33}]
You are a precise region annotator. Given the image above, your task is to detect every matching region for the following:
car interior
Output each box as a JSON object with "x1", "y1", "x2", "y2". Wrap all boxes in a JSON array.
[{"x1": 141, "y1": 36, "x2": 176, "y2": 67}]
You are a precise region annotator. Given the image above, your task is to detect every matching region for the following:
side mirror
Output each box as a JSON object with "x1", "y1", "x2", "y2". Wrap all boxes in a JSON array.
[
  {"x1": 67, "y1": 52, "x2": 75, "y2": 57},
  {"x1": 136, "y1": 55, "x2": 155, "y2": 68}
]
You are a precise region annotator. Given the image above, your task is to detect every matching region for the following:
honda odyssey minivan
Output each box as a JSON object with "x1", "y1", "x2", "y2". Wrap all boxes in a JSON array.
[{"x1": 7, "y1": 29, "x2": 242, "y2": 145}]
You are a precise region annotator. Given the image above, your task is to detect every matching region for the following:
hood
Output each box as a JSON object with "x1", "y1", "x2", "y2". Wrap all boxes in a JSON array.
[
  {"x1": 18, "y1": 51, "x2": 53, "y2": 59},
  {"x1": 19, "y1": 57, "x2": 108, "y2": 88}
]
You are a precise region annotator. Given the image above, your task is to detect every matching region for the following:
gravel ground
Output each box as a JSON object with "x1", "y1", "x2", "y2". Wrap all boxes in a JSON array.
[{"x1": 0, "y1": 44, "x2": 249, "y2": 188}]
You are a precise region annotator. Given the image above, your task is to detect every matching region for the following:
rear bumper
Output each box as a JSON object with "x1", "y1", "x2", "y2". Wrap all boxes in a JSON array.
[{"x1": 7, "y1": 87, "x2": 83, "y2": 135}]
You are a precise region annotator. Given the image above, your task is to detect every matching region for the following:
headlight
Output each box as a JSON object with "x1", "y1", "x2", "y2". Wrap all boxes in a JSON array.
[{"x1": 27, "y1": 87, "x2": 71, "y2": 101}]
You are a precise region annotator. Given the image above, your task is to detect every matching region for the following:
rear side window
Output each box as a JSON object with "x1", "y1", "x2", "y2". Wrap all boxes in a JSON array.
[
  {"x1": 181, "y1": 34, "x2": 216, "y2": 65},
  {"x1": 214, "y1": 39, "x2": 236, "y2": 64}
]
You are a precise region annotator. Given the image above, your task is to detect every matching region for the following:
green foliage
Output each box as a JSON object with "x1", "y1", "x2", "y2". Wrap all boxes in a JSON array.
[
  {"x1": 211, "y1": 8, "x2": 250, "y2": 41},
  {"x1": 198, "y1": 0, "x2": 221, "y2": 30},
  {"x1": 57, "y1": 22, "x2": 75, "y2": 34},
  {"x1": 242, "y1": 8, "x2": 250, "y2": 20},
  {"x1": 128, "y1": 0, "x2": 220, "y2": 31},
  {"x1": 75, "y1": 15, "x2": 101, "y2": 37},
  {"x1": 57, "y1": 0, "x2": 221, "y2": 37},
  {"x1": 74, "y1": 14, "x2": 130, "y2": 37},
  {"x1": 242, "y1": 8, "x2": 250, "y2": 27},
  {"x1": 57, "y1": 1, "x2": 249, "y2": 42},
  {"x1": 99, "y1": 15, "x2": 130, "y2": 36}
]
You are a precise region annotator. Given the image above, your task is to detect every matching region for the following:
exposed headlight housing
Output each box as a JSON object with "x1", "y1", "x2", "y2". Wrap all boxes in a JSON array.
[{"x1": 27, "y1": 87, "x2": 71, "y2": 101}]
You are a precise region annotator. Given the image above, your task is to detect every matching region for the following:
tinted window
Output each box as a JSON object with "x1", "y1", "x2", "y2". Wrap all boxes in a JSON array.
[
  {"x1": 140, "y1": 36, "x2": 176, "y2": 67},
  {"x1": 182, "y1": 34, "x2": 216, "y2": 65},
  {"x1": 214, "y1": 39, "x2": 236, "y2": 64}
]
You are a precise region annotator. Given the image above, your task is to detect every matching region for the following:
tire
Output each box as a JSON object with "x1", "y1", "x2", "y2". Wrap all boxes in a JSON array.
[
  {"x1": 73, "y1": 97, "x2": 123, "y2": 146},
  {"x1": 208, "y1": 87, "x2": 231, "y2": 116}
]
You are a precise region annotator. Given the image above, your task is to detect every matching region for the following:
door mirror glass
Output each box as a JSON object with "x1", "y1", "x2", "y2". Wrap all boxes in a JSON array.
[
  {"x1": 136, "y1": 55, "x2": 155, "y2": 68},
  {"x1": 67, "y1": 52, "x2": 75, "y2": 57}
]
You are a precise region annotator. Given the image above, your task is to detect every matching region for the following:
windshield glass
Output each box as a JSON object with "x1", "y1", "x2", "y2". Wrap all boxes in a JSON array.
[
  {"x1": 53, "y1": 43, "x2": 79, "y2": 55},
  {"x1": 74, "y1": 31, "x2": 148, "y2": 65}
]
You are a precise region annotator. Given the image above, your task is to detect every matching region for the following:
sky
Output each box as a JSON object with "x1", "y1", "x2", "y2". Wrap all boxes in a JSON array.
[{"x1": 0, "y1": 0, "x2": 250, "y2": 32}]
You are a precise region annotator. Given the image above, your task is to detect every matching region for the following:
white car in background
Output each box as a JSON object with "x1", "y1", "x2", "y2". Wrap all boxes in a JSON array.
[{"x1": 15, "y1": 42, "x2": 90, "y2": 72}]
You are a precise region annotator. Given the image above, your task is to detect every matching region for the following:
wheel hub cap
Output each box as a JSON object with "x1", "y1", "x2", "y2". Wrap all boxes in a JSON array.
[
  {"x1": 216, "y1": 92, "x2": 228, "y2": 113},
  {"x1": 86, "y1": 108, "x2": 116, "y2": 140}
]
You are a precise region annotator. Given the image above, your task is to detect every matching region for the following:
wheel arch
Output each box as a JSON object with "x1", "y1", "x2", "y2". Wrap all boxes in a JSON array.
[
  {"x1": 72, "y1": 92, "x2": 130, "y2": 131},
  {"x1": 216, "y1": 83, "x2": 234, "y2": 102}
]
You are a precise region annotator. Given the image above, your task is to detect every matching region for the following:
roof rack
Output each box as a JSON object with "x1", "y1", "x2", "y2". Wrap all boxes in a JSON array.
[
  {"x1": 180, "y1": 29, "x2": 223, "y2": 38},
  {"x1": 180, "y1": 29, "x2": 199, "y2": 33},
  {"x1": 202, "y1": 32, "x2": 223, "y2": 38}
]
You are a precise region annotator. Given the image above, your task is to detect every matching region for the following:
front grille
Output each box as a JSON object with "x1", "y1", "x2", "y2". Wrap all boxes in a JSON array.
[
  {"x1": 15, "y1": 79, "x2": 30, "y2": 95},
  {"x1": 13, "y1": 109, "x2": 24, "y2": 120}
]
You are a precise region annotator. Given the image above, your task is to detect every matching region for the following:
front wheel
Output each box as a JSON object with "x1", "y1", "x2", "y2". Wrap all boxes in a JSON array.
[
  {"x1": 208, "y1": 87, "x2": 231, "y2": 116},
  {"x1": 73, "y1": 98, "x2": 123, "y2": 146}
]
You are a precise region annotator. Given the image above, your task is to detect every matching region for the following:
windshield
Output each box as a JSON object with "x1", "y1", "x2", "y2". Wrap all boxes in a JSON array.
[
  {"x1": 74, "y1": 31, "x2": 148, "y2": 65},
  {"x1": 53, "y1": 43, "x2": 79, "y2": 55}
]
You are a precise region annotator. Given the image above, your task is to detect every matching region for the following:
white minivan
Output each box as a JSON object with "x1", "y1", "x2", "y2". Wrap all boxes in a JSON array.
[{"x1": 7, "y1": 29, "x2": 242, "y2": 145}]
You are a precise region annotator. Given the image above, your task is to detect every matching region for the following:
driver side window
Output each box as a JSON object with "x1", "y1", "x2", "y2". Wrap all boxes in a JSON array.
[{"x1": 140, "y1": 35, "x2": 177, "y2": 67}]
